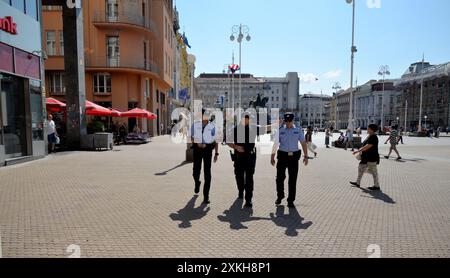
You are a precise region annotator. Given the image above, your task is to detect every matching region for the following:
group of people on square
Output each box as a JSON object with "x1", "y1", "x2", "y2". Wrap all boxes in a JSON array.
[
  {"x1": 187, "y1": 109, "x2": 404, "y2": 209},
  {"x1": 190, "y1": 110, "x2": 308, "y2": 208}
]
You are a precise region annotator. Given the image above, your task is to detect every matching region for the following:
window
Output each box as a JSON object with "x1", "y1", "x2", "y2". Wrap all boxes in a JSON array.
[
  {"x1": 106, "y1": 36, "x2": 119, "y2": 57},
  {"x1": 93, "y1": 73, "x2": 112, "y2": 94},
  {"x1": 165, "y1": 18, "x2": 168, "y2": 40},
  {"x1": 161, "y1": 92, "x2": 166, "y2": 105},
  {"x1": 106, "y1": 0, "x2": 118, "y2": 20},
  {"x1": 59, "y1": 30, "x2": 64, "y2": 56},
  {"x1": 30, "y1": 80, "x2": 43, "y2": 141},
  {"x1": 25, "y1": 0, "x2": 38, "y2": 20},
  {"x1": 12, "y1": 0, "x2": 25, "y2": 13},
  {"x1": 156, "y1": 89, "x2": 159, "y2": 103},
  {"x1": 276, "y1": 97, "x2": 279, "y2": 101},
  {"x1": 48, "y1": 72, "x2": 65, "y2": 94},
  {"x1": 46, "y1": 31, "x2": 56, "y2": 56}
]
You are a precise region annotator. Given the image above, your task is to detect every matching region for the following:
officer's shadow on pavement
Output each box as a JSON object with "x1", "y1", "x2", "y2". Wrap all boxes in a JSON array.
[
  {"x1": 360, "y1": 188, "x2": 396, "y2": 204},
  {"x1": 155, "y1": 161, "x2": 191, "y2": 176},
  {"x1": 169, "y1": 195, "x2": 210, "y2": 228},
  {"x1": 270, "y1": 206, "x2": 313, "y2": 237},
  {"x1": 217, "y1": 199, "x2": 270, "y2": 230}
]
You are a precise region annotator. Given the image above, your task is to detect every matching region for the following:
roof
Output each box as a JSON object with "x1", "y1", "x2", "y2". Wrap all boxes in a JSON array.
[{"x1": 397, "y1": 62, "x2": 450, "y2": 85}]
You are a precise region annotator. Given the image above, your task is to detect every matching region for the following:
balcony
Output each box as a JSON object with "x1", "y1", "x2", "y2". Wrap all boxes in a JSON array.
[
  {"x1": 85, "y1": 55, "x2": 160, "y2": 76},
  {"x1": 92, "y1": 11, "x2": 157, "y2": 38}
]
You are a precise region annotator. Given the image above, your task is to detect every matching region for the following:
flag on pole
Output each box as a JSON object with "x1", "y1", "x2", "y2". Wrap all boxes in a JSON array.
[
  {"x1": 182, "y1": 32, "x2": 191, "y2": 48},
  {"x1": 228, "y1": 64, "x2": 240, "y2": 74}
]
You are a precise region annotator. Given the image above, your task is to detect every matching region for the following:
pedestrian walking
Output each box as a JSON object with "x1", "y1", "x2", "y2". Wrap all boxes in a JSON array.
[
  {"x1": 384, "y1": 125, "x2": 402, "y2": 160},
  {"x1": 118, "y1": 123, "x2": 127, "y2": 144},
  {"x1": 398, "y1": 127, "x2": 405, "y2": 144},
  {"x1": 345, "y1": 128, "x2": 355, "y2": 151},
  {"x1": 325, "y1": 128, "x2": 331, "y2": 148},
  {"x1": 191, "y1": 110, "x2": 219, "y2": 204},
  {"x1": 446, "y1": 126, "x2": 449, "y2": 135},
  {"x1": 435, "y1": 127, "x2": 441, "y2": 138},
  {"x1": 356, "y1": 127, "x2": 362, "y2": 137},
  {"x1": 271, "y1": 113, "x2": 309, "y2": 208},
  {"x1": 350, "y1": 124, "x2": 381, "y2": 191},
  {"x1": 45, "y1": 114, "x2": 58, "y2": 153},
  {"x1": 227, "y1": 113, "x2": 258, "y2": 208},
  {"x1": 305, "y1": 126, "x2": 317, "y2": 157}
]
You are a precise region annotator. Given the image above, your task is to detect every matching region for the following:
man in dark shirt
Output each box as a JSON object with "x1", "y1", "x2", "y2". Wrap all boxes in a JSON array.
[
  {"x1": 350, "y1": 124, "x2": 381, "y2": 191},
  {"x1": 227, "y1": 113, "x2": 258, "y2": 208}
]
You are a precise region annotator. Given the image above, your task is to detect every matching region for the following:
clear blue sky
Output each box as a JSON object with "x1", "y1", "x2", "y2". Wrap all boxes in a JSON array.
[{"x1": 176, "y1": 0, "x2": 450, "y2": 95}]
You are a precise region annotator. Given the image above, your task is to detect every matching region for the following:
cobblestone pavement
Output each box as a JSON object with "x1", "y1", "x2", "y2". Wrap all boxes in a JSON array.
[{"x1": 0, "y1": 134, "x2": 449, "y2": 258}]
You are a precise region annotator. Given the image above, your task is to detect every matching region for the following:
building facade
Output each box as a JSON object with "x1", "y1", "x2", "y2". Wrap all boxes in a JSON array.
[
  {"x1": 195, "y1": 72, "x2": 300, "y2": 114},
  {"x1": 395, "y1": 61, "x2": 450, "y2": 130},
  {"x1": 1, "y1": 0, "x2": 46, "y2": 166},
  {"x1": 336, "y1": 80, "x2": 401, "y2": 130},
  {"x1": 42, "y1": 0, "x2": 175, "y2": 136},
  {"x1": 298, "y1": 93, "x2": 332, "y2": 128}
]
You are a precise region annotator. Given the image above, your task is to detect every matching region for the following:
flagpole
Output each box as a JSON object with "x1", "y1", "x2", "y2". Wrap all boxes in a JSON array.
[
  {"x1": 405, "y1": 99, "x2": 408, "y2": 132},
  {"x1": 418, "y1": 55, "x2": 424, "y2": 131},
  {"x1": 232, "y1": 52, "x2": 235, "y2": 112}
]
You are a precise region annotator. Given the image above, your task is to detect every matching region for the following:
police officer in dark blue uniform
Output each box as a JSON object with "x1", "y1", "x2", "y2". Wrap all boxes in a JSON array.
[
  {"x1": 227, "y1": 113, "x2": 258, "y2": 208},
  {"x1": 271, "y1": 112, "x2": 309, "y2": 208}
]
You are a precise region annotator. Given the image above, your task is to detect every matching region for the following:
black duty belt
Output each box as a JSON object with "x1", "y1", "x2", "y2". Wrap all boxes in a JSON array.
[
  {"x1": 235, "y1": 147, "x2": 256, "y2": 155},
  {"x1": 278, "y1": 150, "x2": 301, "y2": 157}
]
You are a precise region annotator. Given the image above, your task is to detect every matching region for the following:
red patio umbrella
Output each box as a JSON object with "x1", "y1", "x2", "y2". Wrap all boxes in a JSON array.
[
  {"x1": 85, "y1": 100, "x2": 112, "y2": 116},
  {"x1": 46, "y1": 97, "x2": 66, "y2": 112},
  {"x1": 46, "y1": 97, "x2": 66, "y2": 107},
  {"x1": 121, "y1": 108, "x2": 157, "y2": 119},
  {"x1": 109, "y1": 108, "x2": 122, "y2": 117}
]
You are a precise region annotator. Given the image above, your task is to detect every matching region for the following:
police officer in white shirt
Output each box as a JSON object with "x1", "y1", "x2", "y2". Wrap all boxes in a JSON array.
[
  {"x1": 271, "y1": 113, "x2": 309, "y2": 208},
  {"x1": 190, "y1": 110, "x2": 219, "y2": 204}
]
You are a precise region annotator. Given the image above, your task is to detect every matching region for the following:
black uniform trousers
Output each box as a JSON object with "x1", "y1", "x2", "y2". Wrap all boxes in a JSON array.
[
  {"x1": 233, "y1": 151, "x2": 257, "y2": 203},
  {"x1": 193, "y1": 145, "x2": 214, "y2": 200},
  {"x1": 276, "y1": 150, "x2": 301, "y2": 203}
]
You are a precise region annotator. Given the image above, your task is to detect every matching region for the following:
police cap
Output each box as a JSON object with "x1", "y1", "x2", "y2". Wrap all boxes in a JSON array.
[{"x1": 284, "y1": 112, "x2": 295, "y2": 122}]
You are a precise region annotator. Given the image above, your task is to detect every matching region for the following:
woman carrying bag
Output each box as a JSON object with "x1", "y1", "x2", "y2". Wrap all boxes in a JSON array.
[
  {"x1": 350, "y1": 124, "x2": 381, "y2": 191},
  {"x1": 305, "y1": 126, "x2": 317, "y2": 157}
]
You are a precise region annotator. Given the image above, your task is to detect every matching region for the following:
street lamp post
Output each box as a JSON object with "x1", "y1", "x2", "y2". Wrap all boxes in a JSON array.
[
  {"x1": 186, "y1": 54, "x2": 196, "y2": 162},
  {"x1": 404, "y1": 99, "x2": 408, "y2": 131},
  {"x1": 346, "y1": 0, "x2": 357, "y2": 130},
  {"x1": 230, "y1": 24, "x2": 251, "y2": 109},
  {"x1": 332, "y1": 82, "x2": 342, "y2": 129},
  {"x1": 320, "y1": 90, "x2": 323, "y2": 129},
  {"x1": 418, "y1": 57, "x2": 425, "y2": 131},
  {"x1": 378, "y1": 65, "x2": 390, "y2": 132}
]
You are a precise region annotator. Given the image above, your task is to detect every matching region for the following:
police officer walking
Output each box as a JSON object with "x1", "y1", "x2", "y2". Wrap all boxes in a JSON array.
[
  {"x1": 191, "y1": 110, "x2": 219, "y2": 204},
  {"x1": 271, "y1": 113, "x2": 309, "y2": 208},
  {"x1": 227, "y1": 113, "x2": 258, "y2": 208}
]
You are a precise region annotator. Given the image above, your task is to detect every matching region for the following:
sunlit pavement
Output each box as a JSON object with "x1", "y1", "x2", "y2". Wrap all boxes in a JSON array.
[{"x1": 0, "y1": 134, "x2": 449, "y2": 258}]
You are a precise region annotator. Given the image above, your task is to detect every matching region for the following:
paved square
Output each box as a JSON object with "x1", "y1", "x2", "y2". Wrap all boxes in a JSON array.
[{"x1": 0, "y1": 133, "x2": 449, "y2": 258}]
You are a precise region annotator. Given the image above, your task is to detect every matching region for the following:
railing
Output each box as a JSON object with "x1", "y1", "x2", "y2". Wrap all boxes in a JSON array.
[
  {"x1": 85, "y1": 55, "x2": 159, "y2": 75},
  {"x1": 93, "y1": 11, "x2": 158, "y2": 35}
]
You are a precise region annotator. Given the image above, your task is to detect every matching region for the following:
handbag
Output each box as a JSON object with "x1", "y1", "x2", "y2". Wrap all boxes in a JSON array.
[
  {"x1": 55, "y1": 135, "x2": 60, "y2": 145},
  {"x1": 354, "y1": 153, "x2": 362, "y2": 161}
]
